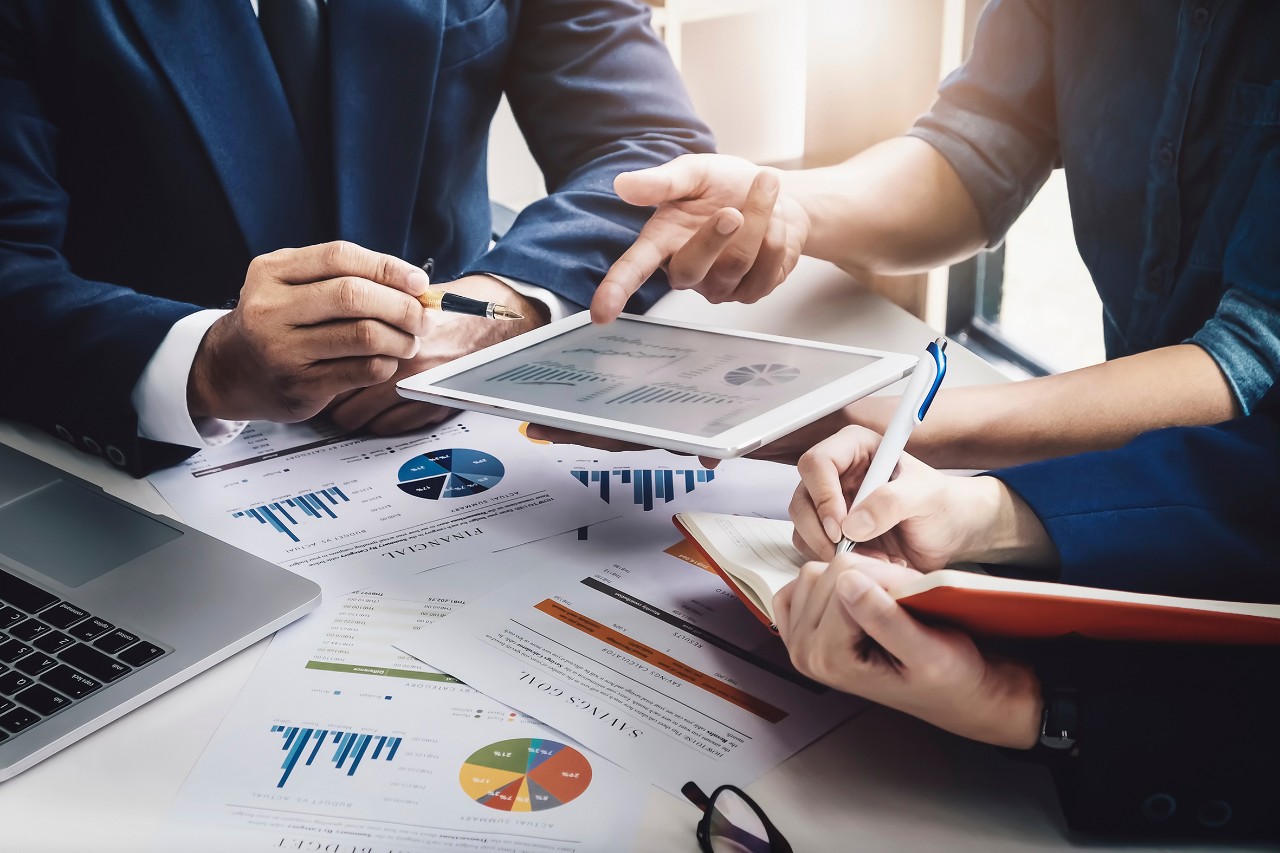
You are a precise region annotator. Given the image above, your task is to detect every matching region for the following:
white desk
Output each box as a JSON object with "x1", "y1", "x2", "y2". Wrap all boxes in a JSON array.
[{"x1": 0, "y1": 258, "x2": 1254, "y2": 852}]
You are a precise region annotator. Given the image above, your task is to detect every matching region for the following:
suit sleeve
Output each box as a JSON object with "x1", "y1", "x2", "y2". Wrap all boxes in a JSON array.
[
  {"x1": 0, "y1": 6, "x2": 201, "y2": 475},
  {"x1": 989, "y1": 386, "x2": 1280, "y2": 601},
  {"x1": 1033, "y1": 641, "x2": 1280, "y2": 839},
  {"x1": 990, "y1": 390, "x2": 1280, "y2": 839},
  {"x1": 461, "y1": 0, "x2": 715, "y2": 312}
]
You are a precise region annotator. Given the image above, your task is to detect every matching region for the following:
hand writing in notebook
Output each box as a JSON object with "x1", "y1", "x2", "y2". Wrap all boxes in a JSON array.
[
  {"x1": 773, "y1": 552, "x2": 1044, "y2": 750},
  {"x1": 790, "y1": 424, "x2": 1056, "y2": 570}
]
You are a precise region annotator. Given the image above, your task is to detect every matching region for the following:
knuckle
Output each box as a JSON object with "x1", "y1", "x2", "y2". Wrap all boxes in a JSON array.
[
  {"x1": 369, "y1": 356, "x2": 399, "y2": 384},
  {"x1": 799, "y1": 561, "x2": 826, "y2": 582},
  {"x1": 718, "y1": 250, "x2": 754, "y2": 280},
  {"x1": 247, "y1": 254, "x2": 271, "y2": 281},
  {"x1": 352, "y1": 319, "x2": 382, "y2": 352},
  {"x1": 326, "y1": 240, "x2": 354, "y2": 265},
  {"x1": 615, "y1": 257, "x2": 650, "y2": 287},
  {"x1": 335, "y1": 277, "x2": 365, "y2": 314},
  {"x1": 376, "y1": 254, "x2": 398, "y2": 284}
]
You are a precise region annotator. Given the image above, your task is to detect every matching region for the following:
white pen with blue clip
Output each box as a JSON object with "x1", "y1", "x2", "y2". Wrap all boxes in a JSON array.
[{"x1": 835, "y1": 337, "x2": 948, "y2": 554}]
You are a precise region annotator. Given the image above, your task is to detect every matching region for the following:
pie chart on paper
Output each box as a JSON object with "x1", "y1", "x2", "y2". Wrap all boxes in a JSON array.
[
  {"x1": 459, "y1": 738, "x2": 592, "y2": 812},
  {"x1": 396, "y1": 448, "x2": 505, "y2": 500},
  {"x1": 723, "y1": 363, "x2": 801, "y2": 386}
]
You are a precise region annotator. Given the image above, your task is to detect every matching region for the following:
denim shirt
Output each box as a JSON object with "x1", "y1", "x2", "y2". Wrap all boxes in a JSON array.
[{"x1": 908, "y1": 0, "x2": 1280, "y2": 411}]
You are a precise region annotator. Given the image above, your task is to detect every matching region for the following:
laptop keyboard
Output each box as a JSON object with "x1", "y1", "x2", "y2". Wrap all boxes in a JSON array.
[{"x1": 0, "y1": 568, "x2": 168, "y2": 742}]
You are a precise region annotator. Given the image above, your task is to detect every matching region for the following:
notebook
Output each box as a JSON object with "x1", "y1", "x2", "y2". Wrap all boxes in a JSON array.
[
  {"x1": 672, "y1": 511, "x2": 1280, "y2": 644},
  {"x1": 0, "y1": 442, "x2": 320, "y2": 781}
]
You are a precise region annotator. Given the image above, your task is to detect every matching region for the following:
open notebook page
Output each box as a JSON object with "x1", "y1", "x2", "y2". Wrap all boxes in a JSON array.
[{"x1": 677, "y1": 513, "x2": 807, "y2": 621}]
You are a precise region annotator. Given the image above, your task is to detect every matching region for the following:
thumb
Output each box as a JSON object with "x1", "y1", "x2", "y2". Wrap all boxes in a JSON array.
[{"x1": 614, "y1": 155, "x2": 707, "y2": 206}]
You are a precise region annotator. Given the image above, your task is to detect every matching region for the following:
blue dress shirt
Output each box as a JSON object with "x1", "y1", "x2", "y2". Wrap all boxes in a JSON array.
[{"x1": 909, "y1": 0, "x2": 1280, "y2": 410}]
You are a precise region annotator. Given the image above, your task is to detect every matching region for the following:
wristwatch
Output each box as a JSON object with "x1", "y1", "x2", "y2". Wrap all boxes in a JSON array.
[{"x1": 1038, "y1": 687, "x2": 1079, "y2": 752}]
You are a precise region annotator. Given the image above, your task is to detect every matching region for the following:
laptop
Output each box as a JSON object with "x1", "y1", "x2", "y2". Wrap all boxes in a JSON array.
[{"x1": 0, "y1": 442, "x2": 321, "y2": 781}]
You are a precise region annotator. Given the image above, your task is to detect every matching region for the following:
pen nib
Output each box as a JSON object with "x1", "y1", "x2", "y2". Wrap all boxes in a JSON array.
[{"x1": 490, "y1": 306, "x2": 524, "y2": 321}]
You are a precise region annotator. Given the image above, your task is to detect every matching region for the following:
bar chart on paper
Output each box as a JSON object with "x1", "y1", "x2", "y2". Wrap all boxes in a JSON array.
[
  {"x1": 269, "y1": 724, "x2": 402, "y2": 788},
  {"x1": 232, "y1": 486, "x2": 350, "y2": 542},
  {"x1": 570, "y1": 466, "x2": 714, "y2": 512}
]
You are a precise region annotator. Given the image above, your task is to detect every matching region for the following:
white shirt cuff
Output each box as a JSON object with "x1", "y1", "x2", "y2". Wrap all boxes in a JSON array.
[
  {"x1": 485, "y1": 274, "x2": 576, "y2": 323},
  {"x1": 131, "y1": 309, "x2": 248, "y2": 448}
]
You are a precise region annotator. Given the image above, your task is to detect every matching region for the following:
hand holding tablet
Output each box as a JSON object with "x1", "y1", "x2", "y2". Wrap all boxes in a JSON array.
[{"x1": 397, "y1": 314, "x2": 918, "y2": 459}]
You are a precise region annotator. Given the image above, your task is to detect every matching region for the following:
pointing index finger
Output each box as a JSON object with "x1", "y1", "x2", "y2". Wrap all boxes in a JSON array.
[{"x1": 591, "y1": 231, "x2": 668, "y2": 323}]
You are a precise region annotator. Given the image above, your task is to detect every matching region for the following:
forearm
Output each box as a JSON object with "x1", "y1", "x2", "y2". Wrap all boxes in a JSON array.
[
  {"x1": 784, "y1": 136, "x2": 989, "y2": 276},
  {"x1": 857, "y1": 344, "x2": 1239, "y2": 470}
]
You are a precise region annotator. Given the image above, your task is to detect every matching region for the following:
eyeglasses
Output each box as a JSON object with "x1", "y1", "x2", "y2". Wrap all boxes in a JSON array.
[{"x1": 682, "y1": 781, "x2": 792, "y2": 853}]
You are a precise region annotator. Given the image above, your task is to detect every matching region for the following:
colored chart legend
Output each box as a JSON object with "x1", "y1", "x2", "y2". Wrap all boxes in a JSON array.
[
  {"x1": 269, "y1": 725, "x2": 402, "y2": 788},
  {"x1": 571, "y1": 466, "x2": 714, "y2": 512},
  {"x1": 460, "y1": 738, "x2": 592, "y2": 812},
  {"x1": 232, "y1": 487, "x2": 349, "y2": 542}
]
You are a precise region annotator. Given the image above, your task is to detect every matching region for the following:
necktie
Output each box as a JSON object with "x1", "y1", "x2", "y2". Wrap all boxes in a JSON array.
[{"x1": 258, "y1": 0, "x2": 334, "y2": 235}]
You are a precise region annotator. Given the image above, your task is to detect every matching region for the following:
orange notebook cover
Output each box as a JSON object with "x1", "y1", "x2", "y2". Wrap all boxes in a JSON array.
[{"x1": 672, "y1": 512, "x2": 1280, "y2": 644}]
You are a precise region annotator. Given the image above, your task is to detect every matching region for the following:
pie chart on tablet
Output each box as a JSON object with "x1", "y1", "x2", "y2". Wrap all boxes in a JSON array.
[
  {"x1": 459, "y1": 738, "x2": 592, "y2": 812},
  {"x1": 723, "y1": 363, "x2": 800, "y2": 386},
  {"x1": 396, "y1": 448, "x2": 505, "y2": 500}
]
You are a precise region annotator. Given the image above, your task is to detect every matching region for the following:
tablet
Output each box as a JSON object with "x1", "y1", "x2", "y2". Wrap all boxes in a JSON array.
[{"x1": 397, "y1": 313, "x2": 918, "y2": 459}]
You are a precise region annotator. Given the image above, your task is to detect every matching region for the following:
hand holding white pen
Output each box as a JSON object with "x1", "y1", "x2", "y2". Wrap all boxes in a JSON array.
[{"x1": 834, "y1": 337, "x2": 948, "y2": 554}]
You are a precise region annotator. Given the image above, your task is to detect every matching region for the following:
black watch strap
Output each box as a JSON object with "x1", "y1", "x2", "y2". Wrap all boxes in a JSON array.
[{"x1": 1038, "y1": 687, "x2": 1079, "y2": 754}]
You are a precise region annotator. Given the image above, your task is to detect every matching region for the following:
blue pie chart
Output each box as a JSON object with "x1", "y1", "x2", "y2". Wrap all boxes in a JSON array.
[{"x1": 396, "y1": 449, "x2": 505, "y2": 500}]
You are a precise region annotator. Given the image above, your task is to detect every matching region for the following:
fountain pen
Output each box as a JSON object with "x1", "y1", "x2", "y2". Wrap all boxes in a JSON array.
[{"x1": 417, "y1": 258, "x2": 524, "y2": 321}]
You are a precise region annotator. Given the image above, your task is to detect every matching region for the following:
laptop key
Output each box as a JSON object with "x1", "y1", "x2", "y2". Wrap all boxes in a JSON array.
[
  {"x1": 118, "y1": 641, "x2": 166, "y2": 668},
  {"x1": 0, "y1": 606, "x2": 23, "y2": 629},
  {"x1": 40, "y1": 665, "x2": 102, "y2": 700},
  {"x1": 35, "y1": 631, "x2": 75, "y2": 654},
  {"x1": 58, "y1": 643, "x2": 131, "y2": 683},
  {"x1": 0, "y1": 639, "x2": 33, "y2": 664},
  {"x1": 0, "y1": 705, "x2": 40, "y2": 733},
  {"x1": 0, "y1": 671, "x2": 33, "y2": 695},
  {"x1": 0, "y1": 570, "x2": 58, "y2": 615},
  {"x1": 9, "y1": 619, "x2": 52, "y2": 643},
  {"x1": 15, "y1": 653, "x2": 58, "y2": 677},
  {"x1": 92, "y1": 629, "x2": 139, "y2": 655},
  {"x1": 40, "y1": 602, "x2": 88, "y2": 630},
  {"x1": 16, "y1": 683, "x2": 70, "y2": 716},
  {"x1": 68, "y1": 617, "x2": 113, "y2": 642},
  {"x1": 0, "y1": 697, "x2": 13, "y2": 714}
]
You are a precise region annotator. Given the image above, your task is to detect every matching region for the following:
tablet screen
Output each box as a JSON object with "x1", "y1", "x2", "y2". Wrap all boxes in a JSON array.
[{"x1": 434, "y1": 318, "x2": 878, "y2": 437}]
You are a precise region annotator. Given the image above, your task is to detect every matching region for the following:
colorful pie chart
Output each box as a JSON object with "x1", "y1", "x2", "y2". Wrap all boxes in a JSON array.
[
  {"x1": 396, "y1": 448, "x2": 505, "y2": 500},
  {"x1": 460, "y1": 738, "x2": 592, "y2": 812}
]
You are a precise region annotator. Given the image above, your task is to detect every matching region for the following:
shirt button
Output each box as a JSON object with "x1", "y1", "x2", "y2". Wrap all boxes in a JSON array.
[
  {"x1": 1141, "y1": 793, "x2": 1177, "y2": 822},
  {"x1": 1156, "y1": 141, "x2": 1176, "y2": 166},
  {"x1": 1192, "y1": 5, "x2": 1210, "y2": 27},
  {"x1": 106, "y1": 445, "x2": 128, "y2": 468},
  {"x1": 54, "y1": 425, "x2": 74, "y2": 443},
  {"x1": 82, "y1": 436, "x2": 102, "y2": 455},
  {"x1": 1197, "y1": 799, "x2": 1232, "y2": 828}
]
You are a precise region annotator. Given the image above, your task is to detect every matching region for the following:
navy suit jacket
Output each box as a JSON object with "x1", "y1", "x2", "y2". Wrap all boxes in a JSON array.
[
  {"x1": 992, "y1": 387, "x2": 1280, "y2": 839},
  {"x1": 0, "y1": 0, "x2": 712, "y2": 474}
]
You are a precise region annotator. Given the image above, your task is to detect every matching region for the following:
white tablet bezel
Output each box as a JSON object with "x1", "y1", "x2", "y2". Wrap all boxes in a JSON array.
[{"x1": 396, "y1": 313, "x2": 917, "y2": 459}]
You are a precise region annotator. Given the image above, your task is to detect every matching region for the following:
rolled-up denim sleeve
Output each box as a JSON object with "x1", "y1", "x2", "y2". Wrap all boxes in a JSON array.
[
  {"x1": 1190, "y1": 288, "x2": 1280, "y2": 412},
  {"x1": 1189, "y1": 147, "x2": 1280, "y2": 413},
  {"x1": 905, "y1": 0, "x2": 1059, "y2": 246}
]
